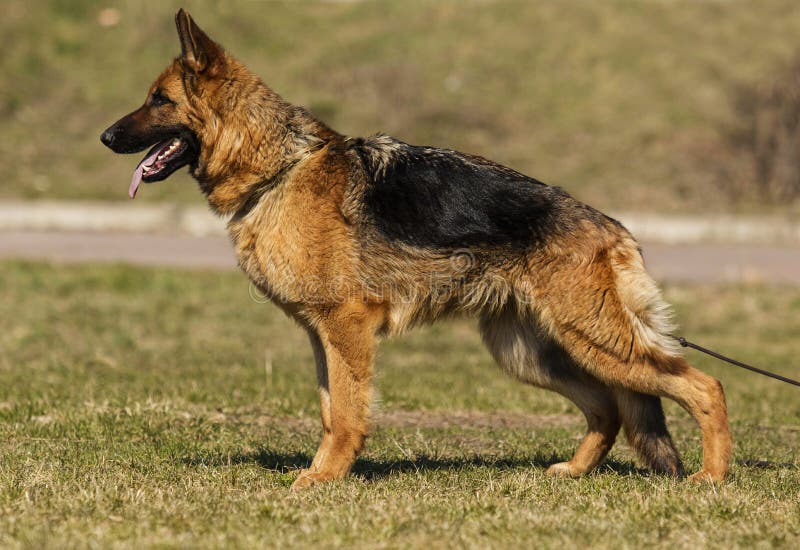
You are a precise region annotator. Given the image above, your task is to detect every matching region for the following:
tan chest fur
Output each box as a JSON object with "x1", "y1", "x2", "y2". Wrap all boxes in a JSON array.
[{"x1": 227, "y1": 146, "x2": 360, "y2": 312}]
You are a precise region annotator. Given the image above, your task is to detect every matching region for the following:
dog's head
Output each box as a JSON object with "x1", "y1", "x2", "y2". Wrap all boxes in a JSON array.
[{"x1": 100, "y1": 9, "x2": 232, "y2": 199}]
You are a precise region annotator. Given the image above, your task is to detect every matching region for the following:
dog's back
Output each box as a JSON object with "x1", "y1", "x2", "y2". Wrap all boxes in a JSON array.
[{"x1": 351, "y1": 134, "x2": 622, "y2": 250}]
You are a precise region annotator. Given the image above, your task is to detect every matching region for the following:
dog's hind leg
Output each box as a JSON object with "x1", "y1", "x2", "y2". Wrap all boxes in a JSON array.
[
  {"x1": 540, "y1": 242, "x2": 731, "y2": 481},
  {"x1": 545, "y1": 374, "x2": 622, "y2": 477},
  {"x1": 588, "y1": 353, "x2": 730, "y2": 481},
  {"x1": 480, "y1": 307, "x2": 621, "y2": 477},
  {"x1": 615, "y1": 389, "x2": 683, "y2": 476},
  {"x1": 564, "y1": 343, "x2": 730, "y2": 481}
]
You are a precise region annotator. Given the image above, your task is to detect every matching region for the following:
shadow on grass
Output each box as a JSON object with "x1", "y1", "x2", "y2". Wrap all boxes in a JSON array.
[
  {"x1": 182, "y1": 449, "x2": 655, "y2": 479},
  {"x1": 737, "y1": 459, "x2": 798, "y2": 470},
  {"x1": 355, "y1": 455, "x2": 652, "y2": 479}
]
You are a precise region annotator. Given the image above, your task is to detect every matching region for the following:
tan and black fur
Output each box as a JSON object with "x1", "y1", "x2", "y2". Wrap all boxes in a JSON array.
[{"x1": 101, "y1": 10, "x2": 732, "y2": 489}]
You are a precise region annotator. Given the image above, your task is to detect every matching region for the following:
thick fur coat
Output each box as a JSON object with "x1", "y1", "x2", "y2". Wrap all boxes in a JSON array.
[{"x1": 101, "y1": 10, "x2": 732, "y2": 489}]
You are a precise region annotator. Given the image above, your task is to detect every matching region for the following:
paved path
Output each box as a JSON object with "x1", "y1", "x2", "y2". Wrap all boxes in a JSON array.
[
  {"x1": 1, "y1": 230, "x2": 798, "y2": 284},
  {"x1": 0, "y1": 231, "x2": 235, "y2": 270},
  {"x1": 642, "y1": 242, "x2": 799, "y2": 284},
  {"x1": 3, "y1": 201, "x2": 800, "y2": 244}
]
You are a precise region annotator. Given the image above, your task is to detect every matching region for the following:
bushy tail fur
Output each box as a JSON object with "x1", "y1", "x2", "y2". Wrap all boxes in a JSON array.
[{"x1": 615, "y1": 388, "x2": 683, "y2": 476}]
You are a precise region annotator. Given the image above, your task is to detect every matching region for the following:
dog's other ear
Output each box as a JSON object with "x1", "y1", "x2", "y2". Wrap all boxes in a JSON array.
[{"x1": 175, "y1": 9, "x2": 222, "y2": 73}]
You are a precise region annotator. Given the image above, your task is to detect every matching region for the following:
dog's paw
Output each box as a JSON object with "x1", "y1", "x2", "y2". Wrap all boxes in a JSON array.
[
  {"x1": 290, "y1": 469, "x2": 320, "y2": 491},
  {"x1": 290, "y1": 468, "x2": 337, "y2": 491},
  {"x1": 545, "y1": 462, "x2": 581, "y2": 478},
  {"x1": 687, "y1": 469, "x2": 726, "y2": 483},
  {"x1": 289, "y1": 472, "x2": 316, "y2": 491}
]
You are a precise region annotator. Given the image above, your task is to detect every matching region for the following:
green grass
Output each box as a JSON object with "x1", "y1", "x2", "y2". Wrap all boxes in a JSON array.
[
  {"x1": 3, "y1": 0, "x2": 800, "y2": 212},
  {"x1": 0, "y1": 261, "x2": 799, "y2": 548}
]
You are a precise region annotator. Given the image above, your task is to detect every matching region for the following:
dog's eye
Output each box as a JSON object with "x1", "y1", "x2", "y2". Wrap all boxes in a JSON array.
[{"x1": 150, "y1": 89, "x2": 173, "y2": 107}]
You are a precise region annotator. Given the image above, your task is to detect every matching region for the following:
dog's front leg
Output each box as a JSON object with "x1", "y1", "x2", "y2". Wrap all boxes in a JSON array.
[
  {"x1": 304, "y1": 329, "x2": 334, "y2": 474},
  {"x1": 291, "y1": 303, "x2": 380, "y2": 491}
]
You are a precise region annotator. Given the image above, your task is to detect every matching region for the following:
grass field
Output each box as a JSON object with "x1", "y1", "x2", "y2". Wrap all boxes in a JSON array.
[
  {"x1": 4, "y1": 0, "x2": 800, "y2": 212},
  {"x1": 0, "y1": 260, "x2": 799, "y2": 547}
]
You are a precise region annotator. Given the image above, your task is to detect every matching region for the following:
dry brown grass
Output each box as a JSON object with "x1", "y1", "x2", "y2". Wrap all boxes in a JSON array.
[{"x1": 0, "y1": 261, "x2": 799, "y2": 547}]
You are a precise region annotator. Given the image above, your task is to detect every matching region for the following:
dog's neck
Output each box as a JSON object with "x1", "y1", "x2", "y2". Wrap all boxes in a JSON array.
[{"x1": 191, "y1": 68, "x2": 339, "y2": 215}]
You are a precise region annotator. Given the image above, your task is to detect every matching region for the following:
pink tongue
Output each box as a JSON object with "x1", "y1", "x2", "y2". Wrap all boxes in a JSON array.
[{"x1": 129, "y1": 145, "x2": 166, "y2": 199}]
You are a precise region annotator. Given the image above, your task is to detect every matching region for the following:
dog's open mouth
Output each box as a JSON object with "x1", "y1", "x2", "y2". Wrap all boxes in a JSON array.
[{"x1": 129, "y1": 137, "x2": 195, "y2": 199}]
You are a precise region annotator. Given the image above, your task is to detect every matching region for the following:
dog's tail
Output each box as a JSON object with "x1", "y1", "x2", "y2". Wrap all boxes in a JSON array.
[{"x1": 615, "y1": 388, "x2": 683, "y2": 476}]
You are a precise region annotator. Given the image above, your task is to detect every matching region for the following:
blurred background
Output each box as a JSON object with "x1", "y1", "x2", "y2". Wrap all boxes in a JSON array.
[{"x1": 2, "y1": 0, "x2": 800, "y2": 212}]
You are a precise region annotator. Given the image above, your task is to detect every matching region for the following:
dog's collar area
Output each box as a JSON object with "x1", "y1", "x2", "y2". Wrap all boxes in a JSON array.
[{"x1": 231, "y1": 160, "x2": 304, "y2": 220}]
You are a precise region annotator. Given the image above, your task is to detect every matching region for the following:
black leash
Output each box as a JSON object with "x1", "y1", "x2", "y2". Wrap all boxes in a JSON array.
[{"x1": 675, "y1": 336, "x2": 800, "y2": 388}]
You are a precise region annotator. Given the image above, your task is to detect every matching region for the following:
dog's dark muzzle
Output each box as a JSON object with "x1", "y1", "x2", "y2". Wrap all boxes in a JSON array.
[
  {"x1": 100, "y1": 123, "x2": 151, "y2": 154},
  {"x1": 100, "y1": 122, "x2": 140, "y2": 153},
  {"x1": 100, "y1": 110, "x2": 165, "y2": 154},
  {"x1": 100, "y1": 128, "x2": 116, "y2": 148}
]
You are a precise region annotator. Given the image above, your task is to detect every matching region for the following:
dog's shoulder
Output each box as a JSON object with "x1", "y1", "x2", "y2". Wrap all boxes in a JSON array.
[{"x1": 347, "y1": 134, "x2": 612, "y2": 249}]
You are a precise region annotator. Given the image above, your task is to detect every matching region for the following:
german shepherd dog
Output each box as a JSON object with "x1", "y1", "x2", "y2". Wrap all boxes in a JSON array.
[{"x1": 101, "y1": 10, "x2": 731, "y2": 489}]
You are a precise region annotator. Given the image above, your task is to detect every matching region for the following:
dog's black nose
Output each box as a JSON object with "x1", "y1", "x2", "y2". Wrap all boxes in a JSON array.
[{"x1": 100, "y1": 128, "x2": 116, "y2": 147}]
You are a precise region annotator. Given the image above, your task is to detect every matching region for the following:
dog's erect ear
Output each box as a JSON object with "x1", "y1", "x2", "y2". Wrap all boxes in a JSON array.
[{"x1": 175, "y1": 9, "x2": 222, "y2": 74}]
